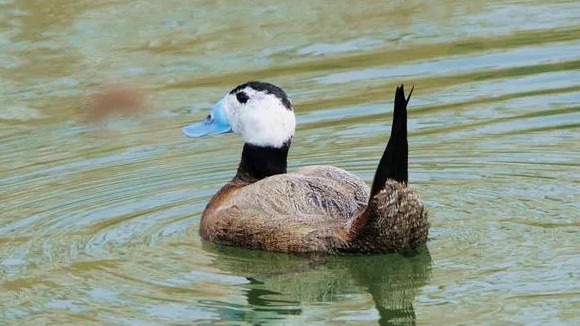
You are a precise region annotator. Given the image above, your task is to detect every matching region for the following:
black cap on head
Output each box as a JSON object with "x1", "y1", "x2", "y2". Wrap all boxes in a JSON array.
[{"x1": 230, "y1": 81, "x2": 292, "y2": 111}]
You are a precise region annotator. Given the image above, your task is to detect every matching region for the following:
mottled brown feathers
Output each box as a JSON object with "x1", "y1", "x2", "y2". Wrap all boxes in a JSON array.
[
  {"x1": 200, "y1": 166, "x2": 428, "y2": 253},
  {"x1": 347, "y1": 179, "x2": 429, "y2": 253}
]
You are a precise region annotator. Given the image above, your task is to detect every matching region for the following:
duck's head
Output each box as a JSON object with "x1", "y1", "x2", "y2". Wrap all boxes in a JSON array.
[{"x1": 183, "y1": 81, "x2": 295, "y2": 148}]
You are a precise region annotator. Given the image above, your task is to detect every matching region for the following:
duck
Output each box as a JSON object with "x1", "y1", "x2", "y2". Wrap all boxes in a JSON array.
[{"x1": 183, "y1": 81, "x2": 428, "y2": 253}]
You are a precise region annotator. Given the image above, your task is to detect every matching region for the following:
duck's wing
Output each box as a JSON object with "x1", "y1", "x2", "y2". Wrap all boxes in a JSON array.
[
  {"x1": 237, "y1": 165, "x2": 369, "y2": 221},
  {"x1": 292, "y1": 165, "x2": 370, "y2": 209}
]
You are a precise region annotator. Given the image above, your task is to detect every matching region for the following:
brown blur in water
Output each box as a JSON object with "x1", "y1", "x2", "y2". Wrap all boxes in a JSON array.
[{"x1": 85, "y1": 82, "x2": 155, "y2": 123}]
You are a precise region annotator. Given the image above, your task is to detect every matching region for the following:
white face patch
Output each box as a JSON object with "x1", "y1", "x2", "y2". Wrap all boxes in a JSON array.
[{"x1": 222, "y1": 86, "x2": 296, "y2": 148}]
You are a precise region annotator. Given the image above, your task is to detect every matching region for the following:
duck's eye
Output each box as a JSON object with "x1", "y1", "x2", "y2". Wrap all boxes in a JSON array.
[
  {"x1": 206, "y1": 114, "x2": 213, "y2": 123},
  {"x1": 236, "y1": 92, "x2": 249, "y2": 104}
]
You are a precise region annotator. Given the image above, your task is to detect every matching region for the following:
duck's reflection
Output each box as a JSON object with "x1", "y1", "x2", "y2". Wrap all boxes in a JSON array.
[{"x1": 204, "y1": 242, "x2": 431, "y2": 325}]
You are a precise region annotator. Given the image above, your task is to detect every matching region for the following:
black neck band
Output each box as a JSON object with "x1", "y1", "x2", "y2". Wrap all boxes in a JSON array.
[{"x1": 235, "y1": 141, "x2": 290, "y2": 183}]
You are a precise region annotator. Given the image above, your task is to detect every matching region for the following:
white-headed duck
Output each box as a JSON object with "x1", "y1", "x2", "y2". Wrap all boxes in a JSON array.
[{"x1": 183, "y1": 81, "x2": 428, "y2": 253}]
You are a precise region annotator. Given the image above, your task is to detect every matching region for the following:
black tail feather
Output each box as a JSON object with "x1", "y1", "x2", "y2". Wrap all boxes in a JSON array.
[{"x1": 369, "y1": 84, "x2": 412, "y2": 200}]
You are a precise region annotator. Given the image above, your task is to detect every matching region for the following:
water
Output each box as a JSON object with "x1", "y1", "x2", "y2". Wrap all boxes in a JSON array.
[{"x1": 1, "y1": 0, "x2": 579, "y2": 325}]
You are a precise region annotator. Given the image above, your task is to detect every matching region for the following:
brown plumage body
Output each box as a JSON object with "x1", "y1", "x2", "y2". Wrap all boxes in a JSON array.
[{"x1": 200, "y1": 165, "x2": 428, "y2": 253}]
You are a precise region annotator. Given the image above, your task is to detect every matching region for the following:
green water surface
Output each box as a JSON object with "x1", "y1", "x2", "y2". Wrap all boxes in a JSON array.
[{"x1": 1, "y1": 1, "x2": 579, "y2": 325}]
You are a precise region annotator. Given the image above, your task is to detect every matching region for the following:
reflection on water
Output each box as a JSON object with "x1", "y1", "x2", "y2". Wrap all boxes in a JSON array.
[
  {"x1": 206, "y1": 244, "x2": 431, "y2": 325},
  {"x1": 1, "y1": 0, "x2": 579, "y2": 325}
]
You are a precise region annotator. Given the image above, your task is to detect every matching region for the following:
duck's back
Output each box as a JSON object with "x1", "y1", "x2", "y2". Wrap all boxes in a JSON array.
[
  {"x1": 236, "y1": 165, "x2": 369, "y2": 220},
  {"x1": 200, "y1": 165, "x2": 369, "y2": 252}
]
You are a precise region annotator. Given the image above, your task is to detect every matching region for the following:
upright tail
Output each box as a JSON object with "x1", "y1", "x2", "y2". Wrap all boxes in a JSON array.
[
  {"x1": 369, "y1": 84, "x2": 413, "y2": 200},
  {"x1": 340, "y1": 85, "x2": 427, "y2": 253}
]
